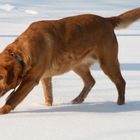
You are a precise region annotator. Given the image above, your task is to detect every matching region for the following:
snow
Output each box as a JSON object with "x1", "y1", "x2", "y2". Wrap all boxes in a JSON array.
[
  {"x1": 25, "y1": 9, "x2": 38, "y2": 15},
  {"x1": 0, "y1": 0, "x2": 140, "y2": 140},
  {"x1": 0, "y1": 4, "x2": 15, "y2": 12}
]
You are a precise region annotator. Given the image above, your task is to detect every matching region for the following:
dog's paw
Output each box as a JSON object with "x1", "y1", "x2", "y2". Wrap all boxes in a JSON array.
[
  {"x1": 45, "y1": 99, "x2": 53, "y2": 106},
  {"x1": 71, "y1": 98, "x2": 84, "y2": 104},
  {"x1": 0, "y1": 105, "x2": 12, "y2": 114},
  {"x1": 117, "y1": 97, "x2": 125, "y2": 105},
  {"x1": 45, "y1": 101, "x2": 53, "y2": 106}
]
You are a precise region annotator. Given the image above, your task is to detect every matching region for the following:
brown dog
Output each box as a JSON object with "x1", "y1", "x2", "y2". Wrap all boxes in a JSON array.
[{"x1": 0, "y1": 8, "x2": 140, "y2": 114}]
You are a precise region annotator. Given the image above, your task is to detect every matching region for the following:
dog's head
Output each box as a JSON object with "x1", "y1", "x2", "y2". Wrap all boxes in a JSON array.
[{"x1": 0, "y1": 51, "x2": 23, "y2": 97}]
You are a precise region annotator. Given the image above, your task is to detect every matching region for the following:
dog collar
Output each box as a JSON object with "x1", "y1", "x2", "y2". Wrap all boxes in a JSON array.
[{"x1": 10, "y1": 52, "x2": 25, "y2": 68}]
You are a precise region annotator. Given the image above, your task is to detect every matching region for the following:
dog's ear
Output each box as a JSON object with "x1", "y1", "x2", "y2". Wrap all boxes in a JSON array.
[{"x1": 6, "y1": 66, "x2": 14, "y2": 85}]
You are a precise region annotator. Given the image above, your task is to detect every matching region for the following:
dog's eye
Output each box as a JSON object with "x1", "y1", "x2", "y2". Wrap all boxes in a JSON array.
[{"x1": 0, "y1": 75, "x2": 3, "y2": 80}]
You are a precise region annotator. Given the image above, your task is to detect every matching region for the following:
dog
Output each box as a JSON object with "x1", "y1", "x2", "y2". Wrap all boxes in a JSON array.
[{"x1": 0, "y1": 7, "x2": 140, "y2": 114}]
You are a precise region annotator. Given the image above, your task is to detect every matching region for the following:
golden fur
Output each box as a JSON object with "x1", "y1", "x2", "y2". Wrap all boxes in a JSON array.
[{"x1": 0, "y1": 8, "x2": 140, "y2": 114}]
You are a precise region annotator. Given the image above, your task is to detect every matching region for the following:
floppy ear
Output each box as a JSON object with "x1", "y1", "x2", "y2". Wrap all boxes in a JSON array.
[{"x1": 6, "y1": 66, "x2": 14, "y2": 85}]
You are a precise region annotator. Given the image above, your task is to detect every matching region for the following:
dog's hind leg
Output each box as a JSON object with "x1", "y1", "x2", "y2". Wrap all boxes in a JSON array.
[
  {"x1": 41, "y1": 77, "x2": 53, "y2": 106},
  {"x1": 72, "y1": 65, "x2": 95, "y2": 104},
  {"x1": 100, "y1": 58, "x2": 126, "y2": 105}
]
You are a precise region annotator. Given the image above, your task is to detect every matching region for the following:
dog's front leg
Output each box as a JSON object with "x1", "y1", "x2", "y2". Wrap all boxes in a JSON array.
[
  {"x1": 0, "y1": 77, "x2": 39, "y2": 114},
  {"x1": 41, "y1": 77, "x2": 53, "y2": 106}
]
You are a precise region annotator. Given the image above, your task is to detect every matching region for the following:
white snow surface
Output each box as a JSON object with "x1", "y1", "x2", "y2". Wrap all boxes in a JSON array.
[
  {"x1": 0, "y1": 4, "x2": 15, "y2": 12},
  {"x1": 25, "y1": 9, "x2": 38, "y2": 15},
  {"x1": 0, "y1": 0, "x2": 140, "y2": 140}
]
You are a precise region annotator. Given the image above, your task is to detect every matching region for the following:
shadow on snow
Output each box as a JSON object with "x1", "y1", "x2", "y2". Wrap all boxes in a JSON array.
[{"x1": 13, "y1": 101, "x2": 140, "y2": 114}]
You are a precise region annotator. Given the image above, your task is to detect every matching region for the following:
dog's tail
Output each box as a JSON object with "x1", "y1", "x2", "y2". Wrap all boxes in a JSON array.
[{"x1": 107, "y1": 7, "x2": 140, "y2": 30}]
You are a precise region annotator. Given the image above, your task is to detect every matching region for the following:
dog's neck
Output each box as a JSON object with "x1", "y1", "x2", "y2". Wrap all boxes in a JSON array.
[
  {"x1": 9, "y1": 52, "x2": 25, "y2": 69},
  {"x1": 8, "y1": 51, "x2": 26, "y2": 78},
  {"x1": 5, "y1": 45, "x2": 32, "y2": 78}
]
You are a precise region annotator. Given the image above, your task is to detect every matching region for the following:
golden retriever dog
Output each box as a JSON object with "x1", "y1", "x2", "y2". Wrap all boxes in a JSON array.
[{"x1": 0, "y1": 8, "x2": 140, "y2": 114}]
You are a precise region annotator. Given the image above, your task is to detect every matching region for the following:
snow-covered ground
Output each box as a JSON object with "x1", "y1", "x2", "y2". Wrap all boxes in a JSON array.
[{"x1": 0, "y1": 0, "x2": 140, "y2": 140}]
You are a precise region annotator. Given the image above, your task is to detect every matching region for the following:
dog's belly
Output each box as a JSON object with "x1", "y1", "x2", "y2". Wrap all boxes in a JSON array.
[
  {"x1": 42, "y1": 55, "x2": 98, "y2": 78},
  {"x1": 81, "y1": 56, "x2": 98, "y2": 65}
]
